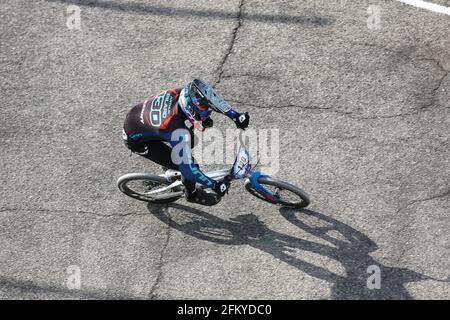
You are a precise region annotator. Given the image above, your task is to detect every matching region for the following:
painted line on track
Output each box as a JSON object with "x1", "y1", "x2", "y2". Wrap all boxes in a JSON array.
[{"x1": 396, "y1": 0, "x2": 450, "y2": 16}]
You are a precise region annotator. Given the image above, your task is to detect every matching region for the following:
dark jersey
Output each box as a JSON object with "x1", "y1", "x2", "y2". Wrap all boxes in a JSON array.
[{"x1": 123, "y1": 88, "x2": 186, "y2": 141}]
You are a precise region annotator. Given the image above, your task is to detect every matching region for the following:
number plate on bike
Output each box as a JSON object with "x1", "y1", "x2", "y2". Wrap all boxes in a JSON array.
[{"x1": 232, "y1": 146, "x2": 251, "y2": 179}]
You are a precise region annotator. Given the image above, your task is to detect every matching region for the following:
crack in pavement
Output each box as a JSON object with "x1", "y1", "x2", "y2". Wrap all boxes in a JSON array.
[
  {"x1": 222, "y1": 73, "x2": 280, "y2": 81},
  {"x1": 227, "y1": 97, "x2": 449, "y2": 120},
  {"x1": 418, "y1": 59, "x2": 449, "y2": 110},
  {"x1": 0, "y1": 207, "x2": 147, "y2": 219},
  {"x1": 2, "y1": 204, "x2": 174, "y2": 298},
  {"x1": 395, "y1": 189, "x2": 450, "y2": 217},
  {"x1": 214, "y1": 0, "x2": 245, "y2": 87},
  {"x1": 148, "y1": 204, "x2": 171, "y2": 299},
  {"x1": 227, "y1": 99, "x2": 333, "y2": 110},
  {"x1": 350, "y1": 42, "x2": 449, "y2": 111}
]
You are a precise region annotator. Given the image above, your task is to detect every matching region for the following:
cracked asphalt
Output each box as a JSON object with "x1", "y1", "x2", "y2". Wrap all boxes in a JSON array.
[{"x1": 1, "y1": 0, "x2": 449, "y2": 299}]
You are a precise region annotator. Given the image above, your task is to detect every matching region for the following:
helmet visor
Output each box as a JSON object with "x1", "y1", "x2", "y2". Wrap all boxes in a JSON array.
[{"x1": 191, "y1": 98, "x2": 212, "y2": 121}]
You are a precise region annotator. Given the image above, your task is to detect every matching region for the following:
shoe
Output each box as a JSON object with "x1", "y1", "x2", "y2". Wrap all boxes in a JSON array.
[{"x1": 185, "y1": 188, "x2": 220, "y2": 206}]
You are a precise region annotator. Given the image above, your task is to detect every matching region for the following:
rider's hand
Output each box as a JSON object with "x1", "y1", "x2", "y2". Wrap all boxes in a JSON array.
[
  {"x1": 202, "y1": 117, "x2": 213, "y2": 128},
  {"x1": 233, "y1": 112, "x2": 249, "y2": 130},
  {"x1": 213, "y1": 180, "x2": 230, "y2": 197}
]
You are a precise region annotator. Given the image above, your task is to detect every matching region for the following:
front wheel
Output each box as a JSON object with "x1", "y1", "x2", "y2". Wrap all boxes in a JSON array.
[
  {"x1": 117, "y1": 173, "x2": 183, "y2": 203},
  {"x1": 245, "y1": 177, "x2": 310, "y2": 208}
]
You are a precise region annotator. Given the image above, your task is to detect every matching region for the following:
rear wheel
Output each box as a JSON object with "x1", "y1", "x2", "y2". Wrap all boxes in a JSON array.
[
  {"x1": 117, "y1": 173, "x2": 183, "y2": 203},
  {"x1": 245, "y1": 177, "x2": 310, "y2": 208}
]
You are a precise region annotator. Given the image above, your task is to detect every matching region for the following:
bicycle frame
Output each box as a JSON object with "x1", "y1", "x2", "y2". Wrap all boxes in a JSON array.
[{"x1": 150, "y1": 169, "x2": 230, "y2": 196}]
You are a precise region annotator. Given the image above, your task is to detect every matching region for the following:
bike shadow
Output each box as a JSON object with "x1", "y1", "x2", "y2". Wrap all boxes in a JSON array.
[{"x1": 147, "y1": 203, "x2": 445, "y2": 299}]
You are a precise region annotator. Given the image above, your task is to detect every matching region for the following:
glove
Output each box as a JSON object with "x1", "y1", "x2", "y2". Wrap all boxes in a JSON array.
[
  {"x1": 233, "y1": 112, "x2": 250, "y2": 130},
  {"x1": 202, "y1": 117, "x2": 214, "y2": 128},
  {"x1": 213, "y1": 180, "x2": 230, "y2": 197}
]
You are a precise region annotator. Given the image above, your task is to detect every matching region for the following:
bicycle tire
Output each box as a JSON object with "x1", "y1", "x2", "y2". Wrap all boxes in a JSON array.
[
  {"x1": 244, "y1": 176, "x2": 310, "y2": 208},
  {"x1": 117, "y1": 173, "x2": 183, "y2": 203}
]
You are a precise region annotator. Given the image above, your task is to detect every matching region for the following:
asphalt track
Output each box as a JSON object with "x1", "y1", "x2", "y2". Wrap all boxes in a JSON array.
[{"x1": 1, "y1": 0, "x2": 449, "y2": 299}]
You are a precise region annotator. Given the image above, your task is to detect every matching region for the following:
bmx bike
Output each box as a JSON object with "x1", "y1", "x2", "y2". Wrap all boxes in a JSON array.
[{"x1": 117, "y1": 130, "x2": 310, "y2": 208}]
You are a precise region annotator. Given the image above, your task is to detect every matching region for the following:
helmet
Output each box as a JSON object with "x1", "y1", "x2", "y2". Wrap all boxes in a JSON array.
[
  {"x1": 178, "y1": 79, "x2": 213, "y2": 131},
  {"x1": 188, "y1": 79, "x2": 214, "y2": 121}
]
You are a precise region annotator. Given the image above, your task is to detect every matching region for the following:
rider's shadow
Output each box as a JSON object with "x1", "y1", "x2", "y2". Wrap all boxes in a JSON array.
[{"x1": 147, "y1": 203, "x2": 445, "y2": 299}]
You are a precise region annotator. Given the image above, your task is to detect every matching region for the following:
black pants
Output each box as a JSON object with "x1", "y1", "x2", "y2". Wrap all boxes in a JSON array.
[{"x1": 126, "y1": 139, "x2": 196, "y2": 194}]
